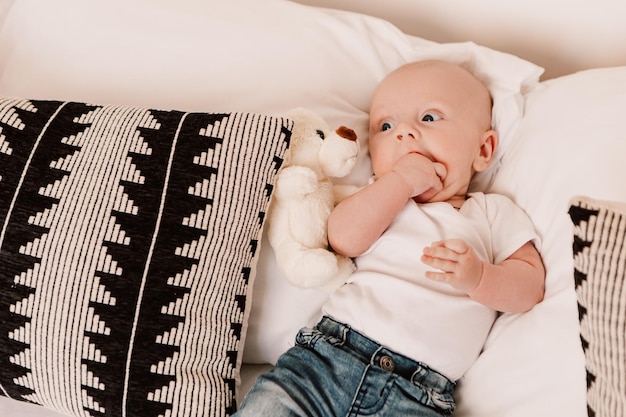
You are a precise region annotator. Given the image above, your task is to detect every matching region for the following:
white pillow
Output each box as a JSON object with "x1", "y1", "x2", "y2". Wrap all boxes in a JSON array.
[
  {"x1": 455, "y1": 66, "x2": 626, "y2": 417},
  {"x1": 0, "y1": 0, "x2": 14, "y2": 28},
  {"x1": 490, "y1": 66, "x2": 626, "y2": 296}
]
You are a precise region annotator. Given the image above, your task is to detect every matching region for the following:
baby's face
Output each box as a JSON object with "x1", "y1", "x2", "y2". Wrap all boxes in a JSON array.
[{"x1": 368, "y1": 61, "x2": 496, "y2": 202}]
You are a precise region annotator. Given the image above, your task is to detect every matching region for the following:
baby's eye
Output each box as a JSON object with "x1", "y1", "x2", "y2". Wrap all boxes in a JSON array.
[
  {"x1": 381, "y1": 121, "x2": 394, "y2": 131},
  {"x1": 422, "y1": 113, "x2": 442, "y2": 122}
]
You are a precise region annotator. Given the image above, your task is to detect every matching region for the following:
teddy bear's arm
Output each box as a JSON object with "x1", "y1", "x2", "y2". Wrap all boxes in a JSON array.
[{"x1": 274, "y1": 166, "x2": 319, "y2": 201}]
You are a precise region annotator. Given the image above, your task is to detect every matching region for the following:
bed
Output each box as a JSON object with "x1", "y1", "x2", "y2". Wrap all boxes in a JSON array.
[{"x1": 0, "y1": 0, "x2": 624, "y2": 416}]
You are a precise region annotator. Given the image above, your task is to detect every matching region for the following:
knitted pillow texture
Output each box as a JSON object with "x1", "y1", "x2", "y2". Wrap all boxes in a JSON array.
[
  {"x1": 0, "y1": 97, "x2": 290, "y2": 417},
  {"x1": 569, "y1": 196, "x2": 626, "y2": 417}
]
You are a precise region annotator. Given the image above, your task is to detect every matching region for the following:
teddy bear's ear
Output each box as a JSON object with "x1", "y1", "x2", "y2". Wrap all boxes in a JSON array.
[
  {"x1": 284, "y1": 107, "x2": 310, "y2": 123},
  {"x1": 285, "y1": 108, "x2": 328, "y2": 130}
]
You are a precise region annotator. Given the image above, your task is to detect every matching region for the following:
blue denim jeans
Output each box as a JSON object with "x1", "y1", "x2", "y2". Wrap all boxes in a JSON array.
[{"x1": 234, "y1": 316, "x2": 455, "y2": 416}]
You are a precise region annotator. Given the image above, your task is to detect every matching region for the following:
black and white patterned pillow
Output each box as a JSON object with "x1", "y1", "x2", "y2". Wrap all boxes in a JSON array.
[
  {"x1": 0, "y1": 97, "x2": 290, "y2": 417},
  {"x1": 569, "y1": 196, "x2": 626, "y2": 417}
]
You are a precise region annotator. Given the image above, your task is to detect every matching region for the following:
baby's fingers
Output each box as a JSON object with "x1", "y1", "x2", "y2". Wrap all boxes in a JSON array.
[
  {"x1": 421, "y1": 253, "x2": 458, "y2": 273},
  {"x1": 429, "y1": 239, "x2": 469, "y2": 255},
  {"x1": 445, "y1": 239, "x2": 470, "y2": 254},
  {"x1": 422, "y1": 244, "x2": 458, "y2": 261},
  {"x1": 424, "y1": 270, "x2": 453, "y2": 283},
  {"x1": 433, "y1": 162, "x2": 447, "y2": 181}
]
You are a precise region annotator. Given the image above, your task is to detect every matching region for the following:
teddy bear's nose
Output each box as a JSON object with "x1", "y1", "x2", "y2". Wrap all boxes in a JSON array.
[{"x1": 336, "y1": 126, "x2": 357, "y2": 142}]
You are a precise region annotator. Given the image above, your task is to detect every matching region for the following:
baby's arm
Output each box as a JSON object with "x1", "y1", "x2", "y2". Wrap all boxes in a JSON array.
[
  {"x1": 328, "y1": 171, "x2": 411, "y2": 258},
  {"x1": 422, "y1": 240, "x2": 545, "y2": 313},
  {"x1": 329, "y1": 153, "x2": 445, "y2": 258}
]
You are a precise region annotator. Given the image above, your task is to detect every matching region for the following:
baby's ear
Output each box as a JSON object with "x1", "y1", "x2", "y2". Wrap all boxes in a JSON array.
[{"x1": 473, "y1": 129, "x2": 498, "y2": 173}]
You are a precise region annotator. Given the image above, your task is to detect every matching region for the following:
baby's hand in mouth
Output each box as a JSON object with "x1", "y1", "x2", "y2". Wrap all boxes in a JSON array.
[
  {"x1": 392, "y1": 153, "x2": 446, "y2": 198},
  {"x1": 433, "y1": 161, "x2": 447, "y2": 182}
]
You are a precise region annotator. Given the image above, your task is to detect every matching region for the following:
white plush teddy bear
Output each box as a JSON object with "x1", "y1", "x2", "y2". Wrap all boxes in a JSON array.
[{"x1": 267, "y1": 108, "x2": 360, "y2": 291}]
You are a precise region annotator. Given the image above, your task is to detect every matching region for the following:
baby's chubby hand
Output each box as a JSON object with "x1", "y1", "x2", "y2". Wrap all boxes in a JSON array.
[
  {"x1": 391, "y1": 153, "x2": 446, "y2": 199},
  {"x1": 421, "y1": 239, "x2": 483, "y2": 293}
]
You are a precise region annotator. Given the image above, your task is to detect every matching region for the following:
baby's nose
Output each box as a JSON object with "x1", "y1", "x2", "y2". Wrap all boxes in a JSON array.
[{"x1": 396, "y1": 126, "x2": 416, "y2": 141}]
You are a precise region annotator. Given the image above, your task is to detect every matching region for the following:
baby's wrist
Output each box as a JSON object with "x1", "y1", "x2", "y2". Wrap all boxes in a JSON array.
[
  {"x1": 387, "y1": 170, "x2": 414, "y2": 198},
  {"x1": 467, "y1": 262, "x2": 487, "y2": 298}
]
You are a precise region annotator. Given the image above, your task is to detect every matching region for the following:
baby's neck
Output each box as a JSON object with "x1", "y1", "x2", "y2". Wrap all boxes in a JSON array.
[{"x1": 447, "y1": 194, "x2": 468, "y2": 210}]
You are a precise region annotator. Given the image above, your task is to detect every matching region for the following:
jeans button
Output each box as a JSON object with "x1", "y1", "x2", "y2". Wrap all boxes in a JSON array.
[{"x1": 379, "y1": 355, "x2": 395, "y2": 372}]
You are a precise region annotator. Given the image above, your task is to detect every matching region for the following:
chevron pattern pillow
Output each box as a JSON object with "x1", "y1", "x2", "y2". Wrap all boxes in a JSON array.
[
  {"x1": 570, "y1": 196, "x2": 626, "y2": 417},
  {"x1": 0, "y1": 97, "x2": 290, "y2": 417}
]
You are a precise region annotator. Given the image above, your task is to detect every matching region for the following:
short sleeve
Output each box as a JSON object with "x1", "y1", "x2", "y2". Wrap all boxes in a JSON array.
[{"x1": 474, "y1": 193, "x2": 541, "y2": 265}]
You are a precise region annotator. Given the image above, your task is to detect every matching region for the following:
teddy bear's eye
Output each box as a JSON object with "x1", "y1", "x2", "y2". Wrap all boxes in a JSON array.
[{"x1": 316, "y1": 130, "x2": 325, "y2": 140}]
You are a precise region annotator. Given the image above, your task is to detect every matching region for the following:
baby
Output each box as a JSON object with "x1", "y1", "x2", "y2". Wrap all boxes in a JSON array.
[{"x1": 234, "y1": 60, "x2": 545, "y2": 416}]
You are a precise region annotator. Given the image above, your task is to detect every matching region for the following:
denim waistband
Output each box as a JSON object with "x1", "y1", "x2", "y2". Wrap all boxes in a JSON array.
[{"x1": 315, "y1": 316, "x2": 455, "y2": 401}]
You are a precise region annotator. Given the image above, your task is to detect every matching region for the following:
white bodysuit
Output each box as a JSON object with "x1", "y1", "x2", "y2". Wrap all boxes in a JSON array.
[{"x1": 322, "y1": 192, "x2": 540, "y2": 381}]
